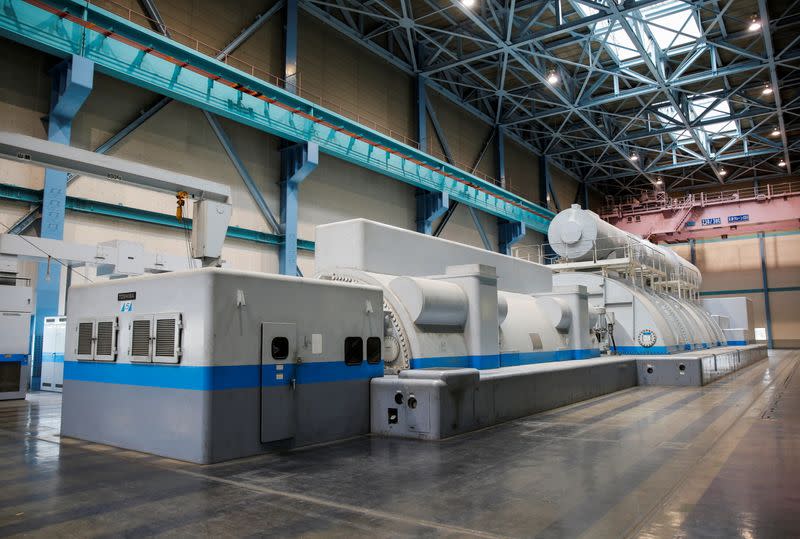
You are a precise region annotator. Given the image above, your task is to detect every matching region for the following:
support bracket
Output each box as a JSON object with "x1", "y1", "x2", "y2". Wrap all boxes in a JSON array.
[
  {"x1": 416, "y1": 190, "x2": 449, "y2": 235},
  {"x1": 279, "y1": 141, "x2": 319, "y2": 276},
  {"x1": 498, "y1": 219, "x2": 525, "y2": 256}
]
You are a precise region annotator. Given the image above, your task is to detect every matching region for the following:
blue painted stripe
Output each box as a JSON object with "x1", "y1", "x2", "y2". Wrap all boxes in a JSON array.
[
  {"x1": 0, "y1": 354, "x2": 28, "y2": 365},
  {"x1": 614, "y1": 345, "x2": 679, "y2": 355},
  {"x1": 726, "y1": 340, "x2": 748, "y2": 346},
  {"x1": 410, "y1": 349, "x2": 600, "y2": 370},
  {"x1": 42, "y1": 353, "x2": 64, "y2": 364},
  {"x1": 64, "y1": 360, "x2": 383, "y2": 390}
]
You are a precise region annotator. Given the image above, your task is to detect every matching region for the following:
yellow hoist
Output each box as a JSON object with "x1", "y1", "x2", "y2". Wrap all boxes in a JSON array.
[{"x1": 175, "y1": 191, "x2": 189, "y2": 220}]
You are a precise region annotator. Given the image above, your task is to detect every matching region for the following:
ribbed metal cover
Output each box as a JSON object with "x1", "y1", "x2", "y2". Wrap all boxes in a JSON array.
[
  {"x1": 77, "y1": 322, "x2": 93, "y2": 356},
  {"x1": 155, "y1": 318, "x2": 176, "y2": 358},
  {"x1": 131, "y1": 319, "x2": 151, "y2": 357},
  {"x1": 95, "y1": 321, "x2": 114, "y2": 357}
]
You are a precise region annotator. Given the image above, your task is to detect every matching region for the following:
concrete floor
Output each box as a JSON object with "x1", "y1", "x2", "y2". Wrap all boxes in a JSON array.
[{"x1": 0, "y1": 351, "x2": 798, "y2": 538}]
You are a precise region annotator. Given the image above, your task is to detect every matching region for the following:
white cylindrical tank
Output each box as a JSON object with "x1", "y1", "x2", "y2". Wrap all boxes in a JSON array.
[{"x1": 548, "y1": 204, "x2": 701, "y2": 285}]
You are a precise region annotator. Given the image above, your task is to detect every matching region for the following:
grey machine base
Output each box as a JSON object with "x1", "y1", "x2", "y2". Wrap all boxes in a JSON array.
[
  {"x1": 636, "y1": 344, "x2": 768, "y2": 386},
  {"x1": 61, "y1": 379, "x2": 371, "y2": 464},
  {"x1": 371, "y1": 344, "x2": 768, "y2": 440}
]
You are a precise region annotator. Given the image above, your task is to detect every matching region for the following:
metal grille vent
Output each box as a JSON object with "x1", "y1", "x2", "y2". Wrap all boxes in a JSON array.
[
  {"x1": 95, "y1": 321, "x2": 114, "y2": 356},
  {"x1": 77, "y1": 322, "x2": 94, "y2": 356},
  {"x1": 131, "y1": 319, "x2": 151, "y2": 357},
  {"x1": 155, "y1": 318, "x2": 176, "y2": 357}
]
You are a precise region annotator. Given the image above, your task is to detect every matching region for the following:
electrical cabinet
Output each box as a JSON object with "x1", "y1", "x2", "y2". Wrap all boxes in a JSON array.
[{"x1": 41, "y1": 317, "x2": 66, "y2": 392}]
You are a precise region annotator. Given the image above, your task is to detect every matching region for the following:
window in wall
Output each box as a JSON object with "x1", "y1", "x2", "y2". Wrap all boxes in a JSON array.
[
  {"x1": 754, "y1": 327, "x2": 767, "y2": 341},
  {"x1": 344, "y1": 337, "x2": 363, "y2": 365},
  {"x1": 366, "y1": 337, "x2": 382, "y2": 364}
]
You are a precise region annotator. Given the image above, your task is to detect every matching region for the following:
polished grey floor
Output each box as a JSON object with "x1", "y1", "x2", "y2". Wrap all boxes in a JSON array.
[{"x1": 0, "y1": 350, "x2": 798, "y2": 538}]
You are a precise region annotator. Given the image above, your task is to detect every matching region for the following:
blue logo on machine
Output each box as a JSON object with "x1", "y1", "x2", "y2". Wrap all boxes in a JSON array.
[
  {"x1": 701, "y1": 217, "x2": 721, "y2": 226},
  {"x1": 637, "y1": 328, "x2": 658, "y2": 348},
  {"x1": 120, "y1": 301, "x2": 134, "y2": 312},
  {"x1": 727, "y1": 214, "x2": 749, "y2": 223}
]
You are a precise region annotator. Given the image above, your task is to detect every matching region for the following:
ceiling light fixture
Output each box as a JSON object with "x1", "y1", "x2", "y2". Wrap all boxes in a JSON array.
[
  {"x1": 630, "y1": 153, "x2": 639, "y2": 162},
  {"x1": 778, "y1": 159, "x2": 786, "y2": 167},
  {"x1": 762, "y1": 84, "x2": 773, "y2": 95},
  {"x1": 461, "y1": 0, "x2": 476, "y2": 8},
  {"x1": 748, "y1": 16, "x2": 761, "y2": 32},
  {"x1": 719, "y1": 168, "x2": 727, "y2": 176},
  {"x1": 771, "y1": 127, "x2": 780, "y2": 136},
  {"x1": 547, "y1": 70, "x2": 559, "y2": 84},
  {"x1": 655, "y1": 178, "x2": 663, "y2": 185}
]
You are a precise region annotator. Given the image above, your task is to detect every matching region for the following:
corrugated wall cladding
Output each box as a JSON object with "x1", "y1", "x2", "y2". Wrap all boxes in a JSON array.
[{"x1": 672, "y1": 232, "x2": 800, "y2": 349}]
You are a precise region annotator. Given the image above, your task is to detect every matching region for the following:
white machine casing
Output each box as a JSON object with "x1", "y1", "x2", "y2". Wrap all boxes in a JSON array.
[
  {"x1": 316, "y1": 219, "x2": 600, "y2": 371},
  {"x1": 702, "y1": 297, "x2": 755, "y2": 344},
  {"x1": 62, "y1": 268, "x2": 384, "y2": 463}
]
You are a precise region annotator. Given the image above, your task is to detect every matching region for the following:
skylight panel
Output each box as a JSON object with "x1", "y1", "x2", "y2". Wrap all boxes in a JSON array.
[
  {"x1": 603, "y1": 24, "x2": 643, "y2": 61},
  {"x1": 657, "y1": 104, "x2": 693, "y2": 143},
  {"x1": 691, "y1": 97, "x2": 738, "y2": 137},
  {"x1": 646, "y1": 7, "x2": 701, "y2": 51},
  {"x1": 573, "y1": 0, "x2": 701, "y2": 65},
  {"x1": 656, "y1": 96, "x2": 740, "y2": 147}
]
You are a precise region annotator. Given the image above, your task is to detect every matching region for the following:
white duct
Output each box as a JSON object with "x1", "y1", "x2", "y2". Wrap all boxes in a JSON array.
[
  {"x1": 389, "y1": 276, "x2": 468, "y2": 327},
  {"x1": 536, "y1": 296, "x2": 572, "y2": 331},
  {"x1": 547, "y1": 204, "x2": 701, "y2": 285}
]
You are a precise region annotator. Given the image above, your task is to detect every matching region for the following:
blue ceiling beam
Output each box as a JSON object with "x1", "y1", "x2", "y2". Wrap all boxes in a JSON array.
[
  {"x1": 0, "y1": 183, "x2": 314, "y2": 251},
  {"x1": 757, "y1": 0, "x2": 792, "y2": 175},
  {"x1": 0, "y1": 0, "x2": 553, "y2": 233}
]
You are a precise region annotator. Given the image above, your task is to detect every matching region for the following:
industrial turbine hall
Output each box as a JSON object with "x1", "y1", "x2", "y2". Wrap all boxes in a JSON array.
[{"x1": 0, "y1": 0, "x2": 799, "y2": 537}]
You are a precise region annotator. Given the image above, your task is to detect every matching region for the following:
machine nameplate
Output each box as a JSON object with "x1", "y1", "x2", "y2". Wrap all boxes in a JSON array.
[
  {"x1": 117, "y1": 292, "x2": 137, "y2": 301},
  {"x1": 637, "y1": 329, "x2": 658, "y2": 348}
]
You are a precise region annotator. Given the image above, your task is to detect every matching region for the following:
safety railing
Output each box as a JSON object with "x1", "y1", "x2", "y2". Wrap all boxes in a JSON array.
[
  {"x1": 599, "y1": 179, "x2": 800, "y2": 219},
  {"x1": 513, "y1": 236, "x2": 700, "y2": 294},
  {"x1": 513, "y1": 237, "x2": 668, "y2": 272}
]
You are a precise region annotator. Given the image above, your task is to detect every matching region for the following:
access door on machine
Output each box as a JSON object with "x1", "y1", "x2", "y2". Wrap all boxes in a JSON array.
[{"x1": 260, "y1": 322, "x2": 298, "y2": 443}]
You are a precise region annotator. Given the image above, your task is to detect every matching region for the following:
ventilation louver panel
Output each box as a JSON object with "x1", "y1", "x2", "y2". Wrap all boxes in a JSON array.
[
  {"x1": 95, "y1": 321, "x2": 114, "y2": 356},
  {"x1": 76, "y1": 321, "x2": 94, "y2": 360},
  {"x1": 153, "y1": 314, "x2": 181, "y2": 364},
  {"x1": 155, "y1": 318, "x2": 176, "y2": 358},
  {"x1": 94, "y1": 318, "x2": 117, "y2": 362},
  {"x1": 130, "y1": 319, "x2": 152, "y2": 359}
]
